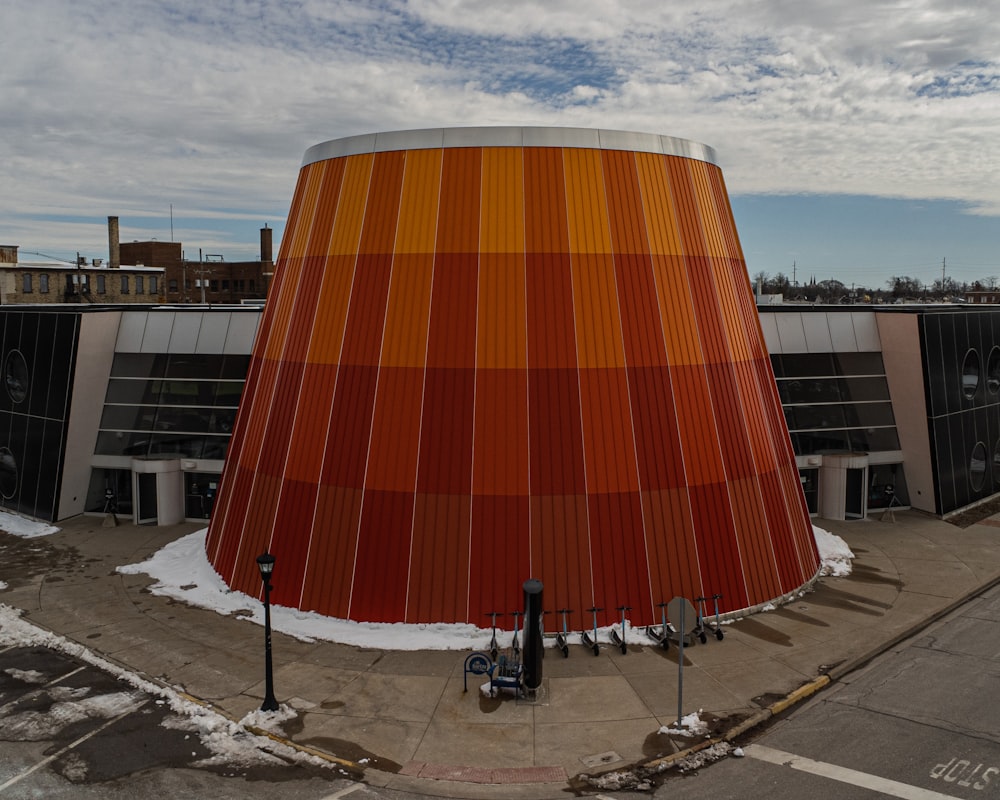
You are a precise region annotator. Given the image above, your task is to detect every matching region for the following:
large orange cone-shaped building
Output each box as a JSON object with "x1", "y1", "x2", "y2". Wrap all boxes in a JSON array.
[{"x1": 206, "y1": 127, "x2": 819, "y2": 627}]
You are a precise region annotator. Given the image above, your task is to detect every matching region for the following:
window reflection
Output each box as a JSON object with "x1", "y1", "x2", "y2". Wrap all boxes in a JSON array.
[
  {"x1": 971, "y1": 441, "x2": 987, "y2": 491},
  {"x1": 962, "y1": 349, "x2": 980, "y2": 399}
]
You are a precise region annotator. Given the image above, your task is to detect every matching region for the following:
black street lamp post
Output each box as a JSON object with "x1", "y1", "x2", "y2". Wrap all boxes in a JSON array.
[{"x1": 256, "y1": 551, "x2": 279, "y2": 712}]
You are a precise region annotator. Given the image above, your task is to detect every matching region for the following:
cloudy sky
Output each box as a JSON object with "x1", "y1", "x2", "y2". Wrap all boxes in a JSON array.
[{"x1": 5, "y1": 0, "x2": 1000, "y2": 289}]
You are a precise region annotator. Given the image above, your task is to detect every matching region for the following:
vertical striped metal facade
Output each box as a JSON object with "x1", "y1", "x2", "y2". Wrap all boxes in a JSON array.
[{"x1": 205, "y1": 127, "x2": 819, "y2": 627}]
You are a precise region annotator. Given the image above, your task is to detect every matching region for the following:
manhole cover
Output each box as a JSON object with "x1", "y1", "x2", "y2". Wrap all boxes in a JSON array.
[{"x1": 581, "y1": 751, "x2": 623, "y2": 768}]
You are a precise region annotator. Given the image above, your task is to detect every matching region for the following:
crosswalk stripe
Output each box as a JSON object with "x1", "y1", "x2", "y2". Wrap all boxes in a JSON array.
[{"x1": 746, "y1": 745, "x2": 961, "y2": 800}]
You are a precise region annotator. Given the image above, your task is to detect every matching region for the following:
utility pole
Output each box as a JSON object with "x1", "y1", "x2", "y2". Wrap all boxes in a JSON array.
[{"x1": 792, "y1": 260, "x2": 797, "y2": 287}]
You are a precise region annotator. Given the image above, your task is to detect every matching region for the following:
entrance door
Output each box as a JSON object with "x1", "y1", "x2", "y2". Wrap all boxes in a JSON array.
[
  {"x1": 136, "y1": 473, "x2": 158, "y2": 525},
  {"x1": 845, "y1": 467, "x2": 866, "y2": 519}
]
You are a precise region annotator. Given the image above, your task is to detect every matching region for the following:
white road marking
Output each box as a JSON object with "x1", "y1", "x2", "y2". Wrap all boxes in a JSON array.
[
  {"x1": 746, "y1": 745, "x2": 962, "y2": 800},
  {"x1": 0, "y1": 701, "x2": 147, "y2": 793},
  {"x1": 321, "y1": 784, "x2": 365, "y2": 799},
  {"x1": 44, "y1": 665, "x2": 86, "y2": 687}
]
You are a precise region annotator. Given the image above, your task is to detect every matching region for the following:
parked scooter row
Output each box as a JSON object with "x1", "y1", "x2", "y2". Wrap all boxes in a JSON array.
[{"x1": 539, "y1": 595, "x2": 725, "y2": 657}]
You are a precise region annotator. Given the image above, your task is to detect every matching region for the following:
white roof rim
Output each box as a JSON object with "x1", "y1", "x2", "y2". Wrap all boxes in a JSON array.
[{"x1": 302, "y1": 126, "x2": 718, "y2": 168}]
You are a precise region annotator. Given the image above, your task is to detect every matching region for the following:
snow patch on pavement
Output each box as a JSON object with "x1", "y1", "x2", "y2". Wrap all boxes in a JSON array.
[
  {"x1": 0, "y1": 509, "x2": 59, "y2": 538},
  {"x1": 813, "y1": 524, "x2": 855, "y2": 577},
  {"x1": 0, "y1": 603, "x2": 336, "y2": 771}
]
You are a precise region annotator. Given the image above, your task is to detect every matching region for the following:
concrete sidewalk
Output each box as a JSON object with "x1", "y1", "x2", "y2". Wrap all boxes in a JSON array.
[{"x1": 2, "y1": 509, "x2": 1000, "y2": 797}]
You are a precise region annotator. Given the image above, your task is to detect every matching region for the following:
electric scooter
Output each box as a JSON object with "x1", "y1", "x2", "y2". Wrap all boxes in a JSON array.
[
  {"x1": 555, "y1": 608, "x2": 573, "y2": 657},
  {"x1": 609, "y1": 605, "x2": 632, "y2": 654},
  {"x1": 581, "y1": 606, "x2": 603, "y2": 656},
  {"x1": 485, "y1": 611, "x2": 501, "y2": 660}
]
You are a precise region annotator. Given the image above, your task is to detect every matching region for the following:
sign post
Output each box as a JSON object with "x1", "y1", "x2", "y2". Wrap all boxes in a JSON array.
[{"x1": 667, "y1": 596, "x2": 697, "y2": 726}]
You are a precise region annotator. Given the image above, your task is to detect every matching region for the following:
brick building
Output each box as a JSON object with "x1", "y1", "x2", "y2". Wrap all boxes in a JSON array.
[
  {"x1": 0, "y1": 244, "x2": 164, "y2": 305},
  {"x1": 119, "y1": 225, "x2": 272, "y2": 304}
]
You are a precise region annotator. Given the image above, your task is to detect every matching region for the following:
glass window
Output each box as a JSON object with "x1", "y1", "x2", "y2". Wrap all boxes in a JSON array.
[
  {"x1": 776, "y1": 378, "x2": 842, "y2": 405},
  {"x1": 213, "y1": 382, "x2": 244, "y2": 407},
  {"x1": 136, "y1": 275, "x2": 145, "y2": 294},
  {"x1": 988, "y1": 347, "x2": 1000, "y2": 394},
  {"x1": 169, "y1": 279, "x2": 179, "y2": 292},
  {"x1": 834, "y1": 353, "x2": 885, "y2": 376},
  {"x1": 85, "y1": 468, "x2": 133, "y2": 515},
  {"x1": 94, "y1": 430, "x2": 151, "y2": 457},
  {"x1": 868, "y1": 464, "x2": 909, "y2": 508},
  {"x1": 962, "y1": 349, "x2": 980, "y2": 399},
  {"x1": 839, "y1": 376, "x2": 892, "y2": 402},
  {"x1": 185, "y1": 472, "x2": 220, "y2": 519},
  {"x1": 111, "y1": 353, "x2": 168, "y2": 379},
  {"x1": 150, "y1": 276, "x2": 158, "y2": 294},
  {"x1": 772, "y1": 353, "x2": 837, "y2": 378},
  {"x1": 971, "y1": 441, "x2": 988, "y2": 491},
  {"x1": 791, "y1": 430, "x2": 851, "y2": 454},
  {"x1": 785, "y1": 405, "x2": 849, "y2": 431},
  {"x1": 104, "y1": 379, "x2": 159, "y2": 405},
  {"x1": 165, "y1": 354, "x2": 223, "y2": 380},
  {"x1": 39, "y1": 274, "x2": 49, "y2": 293},
  {"x1": 847, "y1": 427, "x2": 900, "y2": 452},
  {"x1": 4, "y1": 350, "x2": 28, "y2": 404},
  {"x1": 22, "y1": 274, "x2": 32, "y2": 293},
  {"x1": 219, "y1": 355, "x2": 251, "y2": 380},
  {"x1": 222, "y1": 279, "x2": 230, "y2": 291},
  {"x1": 798, "y1": 468, "x2": 818, "y2": 514},
  {"x1": 148, "y1": 433, "x2": 203, "y2": 459},
  {"x1": 121, "y1": 275, "x2": 130, "y2": 294},
  {"x1": 210, "y1": 280, "x2": 218, "y2": 292},
  {"x1": 0, "y1": 446, "x2": 17, "y2": 499},
  {"x1": 99, "y1": 404, "x2": 157, "y2": 431},
  {"x1": 842, "y1": 402, "x2": 896, "y2": 428},
  {"x1": 97, "y1": 274, "x2": 106, "y2": 294}
]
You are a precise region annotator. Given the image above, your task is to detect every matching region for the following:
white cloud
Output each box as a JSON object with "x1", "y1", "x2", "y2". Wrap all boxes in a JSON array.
[{"x1": 3, "y1": 0, "x2": 1000, "y2": 260}]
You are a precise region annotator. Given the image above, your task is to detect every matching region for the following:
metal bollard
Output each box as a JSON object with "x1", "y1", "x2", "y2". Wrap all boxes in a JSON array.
[{"x1": 522, "y1": 579, "x2": 544, "y2": 691}]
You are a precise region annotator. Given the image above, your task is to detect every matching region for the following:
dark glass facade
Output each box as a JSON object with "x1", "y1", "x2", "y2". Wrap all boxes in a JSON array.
[
  {"x1": 94, "y1": 353, "x2": 248, "y2": 463},
  {"x1": 771, "y1": 352, "x2": 902, "y2": 455},
  {"x1": 921, "y1": 311, "x2": 1000, "y2": 512},
  {"x1": 771, "y1": 350, "x2": 908, "y2": 509},
  {"x1": 0, "y1": 310, "x2": 79, "y2": 521}
]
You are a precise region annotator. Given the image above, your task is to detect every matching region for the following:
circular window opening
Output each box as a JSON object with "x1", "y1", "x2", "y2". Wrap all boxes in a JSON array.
[
  {"x1": 4, "y1": 350, "x2": 28, "y2": 404},
  {"x1": 988, "y1": 347, "x2": 1000, "y2": 394},
  {"x1": 971, "y1": 441, "x2": 988, "y2": 492},
  {"x1": 962, "y1": 349, "x2": 980, "y2": 399},
  {"x1": 0, "y1": 446, "x2": 17, "y2": 499}
]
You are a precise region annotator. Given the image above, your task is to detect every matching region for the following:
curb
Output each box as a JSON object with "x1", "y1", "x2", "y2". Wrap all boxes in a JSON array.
[{"x1": 639, "y1": 567, "x2": 1000, "y2": 775}]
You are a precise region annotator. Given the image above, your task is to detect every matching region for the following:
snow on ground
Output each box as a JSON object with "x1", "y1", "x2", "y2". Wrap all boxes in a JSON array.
[
  {"x1": 0, "y1": 508, "x2": 58, "y2": 538},
  {"x1": 0, "y1": 603, "x2": 339, "y2": 771},
  {"x1": 0, "y1": 507, "x2": 853, "y2": 648},
  {"x1": 814, "y1": 524, "x2": 855, "y2": 577},
  {"x1": 116, "y1": 524, "x2": 854, "y2": 650},
  {"x1": 659, "y1": 710, "x2": 709, "y2": 738}
]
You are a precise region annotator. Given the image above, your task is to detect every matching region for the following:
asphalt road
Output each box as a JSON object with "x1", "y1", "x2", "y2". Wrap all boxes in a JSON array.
[
  {"x1": 653, "y1": 583, "x2": 1000, "y2": 799},
  {"x1": 0, "y1": 643, "x2": 368, "y2": 799}
]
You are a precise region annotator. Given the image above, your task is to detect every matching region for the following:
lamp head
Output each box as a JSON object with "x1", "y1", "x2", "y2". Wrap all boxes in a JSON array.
[{"x1": 256, "y1": 552, "x2": 275, "y2": 581}]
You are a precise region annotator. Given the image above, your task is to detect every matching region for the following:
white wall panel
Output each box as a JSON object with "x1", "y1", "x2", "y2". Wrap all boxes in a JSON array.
[
  {"x1": 775, "y1": 313, "x2": 808, "y2": 353},
  {"x1": 827, "y1": 312, "x2": 860, "y2": 351},
  {"x1": 140, "y1": 312, "x2": 174, "y2": 353},
  {"x1": 758, "y1": 312, "x2": 781, "y2": 353},
  {"x1": 224, "y1": 311, "x2": 261, "y2": 354},
  {"x1": 167, "y1": 312, "x2": 203, "y2": 353},
  {"x1": 802, "y1": 314, "x2": 834, "y2": 352},
  {"x1": 195, "y1": 312, "x2": 232, "y2": 353},
  {"x1": 116, "y1": 311, "x2": 147, "y2": 351},
  {"x1": 851, "y1": 312, "x2": 881, "y2": 351}
]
